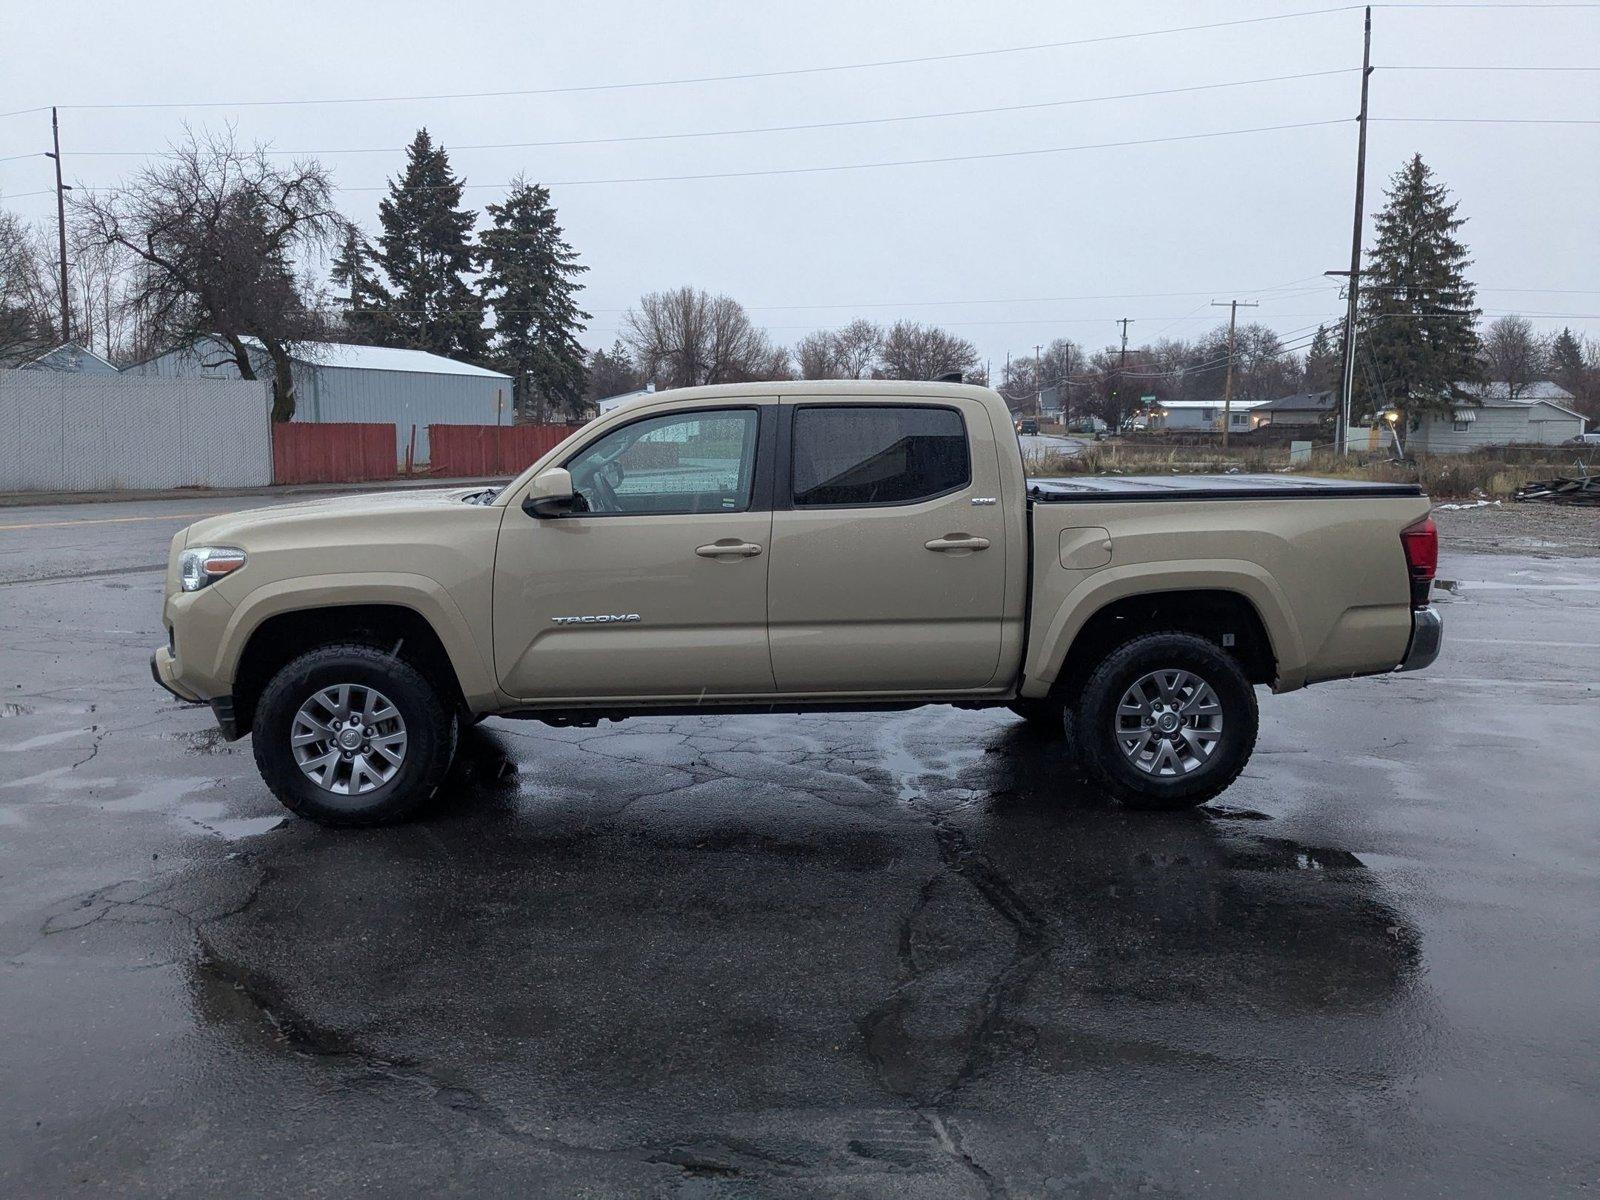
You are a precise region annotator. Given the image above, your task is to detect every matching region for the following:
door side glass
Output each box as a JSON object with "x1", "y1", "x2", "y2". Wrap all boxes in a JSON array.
[
  {"x1": 792, "y1": 406, "x2": 968, "y2": 507},
  {"x1": 564, "y1": 409, "x2": 759, "y2": 515}
]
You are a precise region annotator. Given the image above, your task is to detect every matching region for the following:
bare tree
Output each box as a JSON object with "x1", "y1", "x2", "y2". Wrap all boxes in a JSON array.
[
  {"x1": 0, "y1": 209, "x2": 58, "y2": 356},
  {"x1": 833, "y1": 319, "x2": 883, "y2": 379},
  {"x1": 621, "y1": 286, "x2": 783, "y2": 387},
  {"x1": 1482, "y1": 314, "x2": 1548, "y2": 399},
  {"x1": 792, "y1": 329, "x2": 842, "y2": 379},
  {"x1": 877, "y1": 321, "x2": 979, "y2": 381},
  {"x1": 77, "y1": 129, "x2": 344, "y2": 419}
]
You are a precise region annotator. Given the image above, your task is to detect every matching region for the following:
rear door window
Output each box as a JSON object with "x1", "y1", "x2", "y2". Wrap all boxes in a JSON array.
[{"x1": 791, "y1": 406, "x2": 968, "y2": 507}]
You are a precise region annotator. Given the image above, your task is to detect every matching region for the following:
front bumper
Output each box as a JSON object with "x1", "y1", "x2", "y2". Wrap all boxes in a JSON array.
[
  {"x1": 150, "y1": 647, "x2": 202, "y2": 703},
  {"x1": 1397, "y1": 606, "x2": 1443, "y2": 672}
]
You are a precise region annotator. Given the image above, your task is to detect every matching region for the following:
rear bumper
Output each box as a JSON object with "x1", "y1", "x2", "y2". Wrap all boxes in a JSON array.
[{"x1": 1397, "y1": 607, "x2": 1443, "y2": 673}]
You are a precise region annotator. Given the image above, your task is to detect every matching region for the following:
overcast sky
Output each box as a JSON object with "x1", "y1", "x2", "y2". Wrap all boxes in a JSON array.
[{"x1": 3, "y1": 0, "x2": 1596, "y2": 369}]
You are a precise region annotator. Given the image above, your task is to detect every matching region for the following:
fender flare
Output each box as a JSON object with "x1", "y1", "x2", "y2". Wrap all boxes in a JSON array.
[
  {"x1": 212, "y1": 573, "x2": 501, "y2": 710},
  {"x1": 1020, "y1": 559, "x2": 1306, "y2": 695}
]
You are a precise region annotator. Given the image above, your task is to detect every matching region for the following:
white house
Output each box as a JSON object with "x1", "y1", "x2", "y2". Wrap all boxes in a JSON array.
[
  {"x1": 1, "y1": 341, "x2": 119, "y2": 374},
  {"x1": 1408, "y1": 381, "x2": 1584, "y2": 454},
  {"x1": 1148, "y1": 398, "x2": 1270, "y2": 433},
  {"x1": 596, "y1": 383, "x2": 656, "y2": 417},
  {"x1": 126, "y1": 336, "x2": 512, "y2": 460}
]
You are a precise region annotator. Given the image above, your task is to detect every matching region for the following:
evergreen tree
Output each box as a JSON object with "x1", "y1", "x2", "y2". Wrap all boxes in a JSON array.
[
  {"x1": 374, "y1": 129, "x2": 485, "y2": 359},
  {"x1": 1356, "y1": 154, "x2": 1481, "y2": 418},
  {"x1": 1549, "y1": 327, "x2": 1598, "y2": 420},
  {"x1": 477, "y1": 176, "x2": 590, "y2": 419},
  {"x1": 328, "y1": 224, "x2": 391, "y2": 343},
  {"x1": 585, "y1": 340, "x2": 645, "y2": 408},
  {"x1": 1303, "y1": 323, "x2": 1340, "y2": 394}
]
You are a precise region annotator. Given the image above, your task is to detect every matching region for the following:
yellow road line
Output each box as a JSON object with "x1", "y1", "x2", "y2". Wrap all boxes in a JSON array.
[{"x1": 0, "y1": 512, "x2": 207, "y2": 532}]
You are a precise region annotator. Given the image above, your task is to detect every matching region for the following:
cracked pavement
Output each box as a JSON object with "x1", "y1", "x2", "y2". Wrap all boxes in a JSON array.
[{"x1": 2, "y1": 494, "x2": 1598, "y2": 1197}]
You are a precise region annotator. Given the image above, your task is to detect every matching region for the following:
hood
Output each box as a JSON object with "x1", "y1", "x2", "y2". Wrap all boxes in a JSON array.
[{"x1": 180, "y1": 487, "x2": 488, "y2": 548}]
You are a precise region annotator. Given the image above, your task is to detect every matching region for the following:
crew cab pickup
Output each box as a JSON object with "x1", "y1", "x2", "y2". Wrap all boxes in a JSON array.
[{"x1": 152, "y1": 381, "x2": 1442, "y2": 826}]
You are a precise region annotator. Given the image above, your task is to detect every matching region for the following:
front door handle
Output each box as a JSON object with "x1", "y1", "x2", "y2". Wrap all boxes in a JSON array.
[
  {"x1": 696, "y1": 539, "x2": 763, "y2": 559},
  {"x1": 924, "y1": 534, "x2": 991, "y2": 552}
]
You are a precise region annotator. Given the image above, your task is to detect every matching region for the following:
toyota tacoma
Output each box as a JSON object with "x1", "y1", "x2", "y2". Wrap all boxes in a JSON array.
[{"x1": 153, "y1": 381, "x2": 1442, "y2": 825}]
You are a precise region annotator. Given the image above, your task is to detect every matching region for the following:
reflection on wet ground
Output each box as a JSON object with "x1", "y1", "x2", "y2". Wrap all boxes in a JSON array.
[{"x1": 166, "y1": 716, "x2": 1425, "y2": 1194}]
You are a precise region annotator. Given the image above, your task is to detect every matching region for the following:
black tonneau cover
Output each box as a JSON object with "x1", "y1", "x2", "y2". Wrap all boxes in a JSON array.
[{"x1": 1028, "y1": 474, "x2": 1424, "y2": 503}]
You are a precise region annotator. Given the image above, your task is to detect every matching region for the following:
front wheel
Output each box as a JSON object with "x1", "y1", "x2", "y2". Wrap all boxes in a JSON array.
[
  {"x1": 1074, "y1": 631, "x2": 1257, "y2": 810},
  {"x1": 252, "y1": 643, "x2": 458, "y2": 827}
]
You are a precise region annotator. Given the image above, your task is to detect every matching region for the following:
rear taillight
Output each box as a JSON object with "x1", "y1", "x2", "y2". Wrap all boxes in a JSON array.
[{"x1": 1400, "y1": 516, "x2": 1437, "y2": 609}]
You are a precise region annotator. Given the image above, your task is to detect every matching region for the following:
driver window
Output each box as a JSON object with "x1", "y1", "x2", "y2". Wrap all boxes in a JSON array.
[{"x1": 564, "y1": 408, "x2": 759, "y2": 515}]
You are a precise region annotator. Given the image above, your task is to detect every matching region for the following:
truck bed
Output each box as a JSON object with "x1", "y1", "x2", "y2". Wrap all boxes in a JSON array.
[{"x1": 1028, "y1": 474, "x2": 1424, "y2": 503}]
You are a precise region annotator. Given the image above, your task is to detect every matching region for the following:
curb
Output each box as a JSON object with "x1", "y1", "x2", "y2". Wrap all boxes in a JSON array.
[{"x1": 0, "y1": 476, "x2": 514, "y2": 509}]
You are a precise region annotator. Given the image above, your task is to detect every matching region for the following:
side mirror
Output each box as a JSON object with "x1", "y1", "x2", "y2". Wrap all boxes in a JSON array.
[{"x1": 522, "y1": 467, "x2": 576, "y2": 518}]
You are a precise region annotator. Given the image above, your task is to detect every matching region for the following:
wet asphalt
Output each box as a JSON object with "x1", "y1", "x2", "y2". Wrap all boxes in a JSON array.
[{"x1": 0, "y1": 496, "x2": 1596, "y2": 1198}]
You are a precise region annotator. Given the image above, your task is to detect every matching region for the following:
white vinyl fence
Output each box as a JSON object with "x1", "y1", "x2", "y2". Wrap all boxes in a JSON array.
[{"x1": 0, "y1": 370, "x2": 273, "y2": 492}]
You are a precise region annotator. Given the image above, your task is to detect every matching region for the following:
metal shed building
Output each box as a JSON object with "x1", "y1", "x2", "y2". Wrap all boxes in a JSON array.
[
  {"x1": 126, "y1": 336, "x2": 512, "y2": 462},
  {"x1": 1408, "y1": 381, "x2": 1585, "y2": 454}
]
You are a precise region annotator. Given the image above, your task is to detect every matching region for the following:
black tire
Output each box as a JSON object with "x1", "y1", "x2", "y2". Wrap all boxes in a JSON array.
[
  {"x1": 1073, "y1": 631, "x2": 1257, "y2": 811},
  {"x1": 252, "y1": 643, "x2": 458, "y2": 827}
]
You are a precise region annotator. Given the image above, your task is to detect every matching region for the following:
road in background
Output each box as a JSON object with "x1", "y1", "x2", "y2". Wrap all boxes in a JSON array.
[{"x1": 1, "y1": 497, "x2": 1596, "y2": 1196}]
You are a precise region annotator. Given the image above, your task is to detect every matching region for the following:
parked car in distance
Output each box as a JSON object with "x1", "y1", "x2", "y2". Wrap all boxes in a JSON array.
[
  {"x1": 1015, "y1": 418, "x2": 1040, "y2": 436},
  {"x1": 153, "y1": 381, "x2": 1442, "y2": 827},
  {"x1": 1564, "y1": 431, "x2": 1600, "y2": 445}
]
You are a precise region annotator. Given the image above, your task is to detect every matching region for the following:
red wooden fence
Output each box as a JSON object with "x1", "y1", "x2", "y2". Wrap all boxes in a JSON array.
[
  {"x1": 427, "y1": 424, "x2": 582, "y2": 478},
  {"x1": 272, "y1": 422, "x2": 397, "y2": 485}
]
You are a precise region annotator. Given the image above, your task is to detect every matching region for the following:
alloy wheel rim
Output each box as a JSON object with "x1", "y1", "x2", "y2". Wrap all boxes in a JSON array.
[
  {"x1": 291, "y1": 683, "x2": 408, "y2": 795},
  {"x1": 1114, "y1": 669, "x2": 1224, "y2": 777}
]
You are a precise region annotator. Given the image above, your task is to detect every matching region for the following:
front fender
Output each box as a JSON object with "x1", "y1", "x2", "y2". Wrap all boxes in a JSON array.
[
  {"x1": 207, "y1": 572, "x2": 501, "y2": 710},
  {"x1": 1019, "y1": 559, "x2": 1306, "y2": 697}
]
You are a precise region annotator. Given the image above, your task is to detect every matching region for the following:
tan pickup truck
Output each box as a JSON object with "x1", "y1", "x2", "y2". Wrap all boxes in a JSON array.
[{"x1": 152, "y1": 381, "x2": 1442, "y2": 826}]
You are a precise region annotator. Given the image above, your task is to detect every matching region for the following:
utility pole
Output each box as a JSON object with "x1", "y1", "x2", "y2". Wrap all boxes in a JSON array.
[
  {"x1": 46, "y1": 107, "x2": 71, "y2": 345},
  {"x1": 1062, "y1": 341, "x2": 1072, "y2": 423},
  {"x1": 1336, "y1": 6, "x2": 1374, "y2": 455},
  {"x1": 1116, "y1": 318, "x2": 1133, "y2": 427},
  {"x1": 1211, "y1": 299, "x2": 1259, "y2": 448},
  {"x1": 1034, "y1": 343, "x2": 1042, "y2": 415}
]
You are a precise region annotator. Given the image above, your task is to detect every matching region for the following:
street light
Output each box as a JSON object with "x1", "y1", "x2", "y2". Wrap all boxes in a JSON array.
[{"x1": 1381, "y1": 408, "x2": 1404, "y2": 458}]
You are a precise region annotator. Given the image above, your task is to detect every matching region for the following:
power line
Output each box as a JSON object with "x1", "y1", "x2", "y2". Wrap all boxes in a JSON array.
[
  {"x1": 333, "y1": 119, "x2": 1357, "y2": 189},
  {"x1": 0, "y1": 7, "x2": 1370, "y2": 118},
  {"x1": 1384, "y1": 63, "x2": 1600, "y2": 69},
  {"x1": 15, "y1": 118, "x2": 1351, "y2": 196},
  {"x1": 57, "y1": 70, "x2": 1361, "y2": 158},
  {"x1": 1373, "y1": 116, "x2": 1600, "y2": 123}
]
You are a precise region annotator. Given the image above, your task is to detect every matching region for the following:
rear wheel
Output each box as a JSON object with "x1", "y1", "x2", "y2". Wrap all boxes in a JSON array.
[
  {"x1": 1074, "y1": 631, "x2": 1257, "y2": 810},
  {"x1": 252, "y1": 643, "x2": 458, "y2": 827}
]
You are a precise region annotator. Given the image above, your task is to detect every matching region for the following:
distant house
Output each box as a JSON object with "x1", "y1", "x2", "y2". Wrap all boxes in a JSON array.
[
  {"x1": 125, "y1": 336, "x2": 513, "y2": 461},
  {"x1": 596, "y1": 383, "x2": 656, "y2": 417},
  {"x1": 0, "y1": 341, "x2": 119, "y2": 374},
  {"x1": 1148, "y1": 398, "x2": 1269, "y2": 433},
  {"x1": 1257, "y1": 390, "x2": 1337, "y2": 429},
  {"x1": 1408, "y1": 381, "x2": 1584, "y2": 454}
]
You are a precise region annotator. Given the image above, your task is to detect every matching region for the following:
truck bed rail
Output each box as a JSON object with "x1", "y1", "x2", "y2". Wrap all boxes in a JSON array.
[{"x1": 1028, "y1": 474, "x2": 1424, "y2": 503}]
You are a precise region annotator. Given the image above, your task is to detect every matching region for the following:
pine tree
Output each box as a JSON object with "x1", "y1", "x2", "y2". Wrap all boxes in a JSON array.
[
  {"x1": 328, "y1": 224, "x2": 391, "y2": 344},
  {"x1": 1303, "y1": 323, "x2": 1340, "y2": 394},
  {"x1": 374, "y1": 129, "x2": 486, "y2": 360},
  {"x1": 1356, "y1": 154, "x2": 1481, "y2": 418},
  {"x1": 477, "y1": 176, "x2": 590, "y2": 420},
  {"x1": 1549, "y1": 327, "x2": 1597, "y2": 420}
]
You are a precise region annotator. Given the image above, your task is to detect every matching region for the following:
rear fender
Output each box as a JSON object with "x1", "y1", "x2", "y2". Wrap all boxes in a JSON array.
[{"x1": 1020, "y1": 560, "x2": 1305, "y2": 696}]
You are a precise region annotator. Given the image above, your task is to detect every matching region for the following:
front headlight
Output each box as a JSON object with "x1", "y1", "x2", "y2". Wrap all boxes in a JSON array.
[{"x1": 179, "y1": 545, "x2": 247, "y2": 592}]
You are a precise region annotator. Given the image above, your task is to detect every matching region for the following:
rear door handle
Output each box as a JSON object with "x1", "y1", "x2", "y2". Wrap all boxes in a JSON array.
[
  {"x1": 696, "y1": 540, "x2": 763, "y2": 559},
  {"x1": 924, "y1": 535, "x2": 991, "y2": 552}
]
